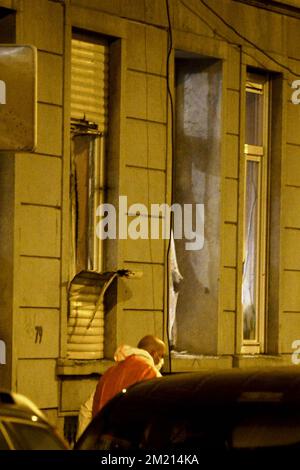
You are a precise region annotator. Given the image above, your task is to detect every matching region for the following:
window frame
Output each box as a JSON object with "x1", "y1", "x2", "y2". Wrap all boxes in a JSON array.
[{"x1": 241, "y1": 72, "x2": 269, "y2": 354}]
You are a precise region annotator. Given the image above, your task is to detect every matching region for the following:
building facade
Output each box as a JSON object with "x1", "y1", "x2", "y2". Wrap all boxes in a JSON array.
[{"x1": 0, "y1": 0, "x2": 300, "y2": 439}]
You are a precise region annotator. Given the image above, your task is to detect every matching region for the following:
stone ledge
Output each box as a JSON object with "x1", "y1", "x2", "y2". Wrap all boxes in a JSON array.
[
  {"x1": 165, "y1": 354, "x2": 295, "y2": 373},
  {"x1": 56, "y1": 358, "x2": 114, "y2": 376},
  {"x1": 56, "y1": 354, "x2": 294, "y2": 376},
  {"x1": 165, "y1": 354, "x2": 233, "y2": 372},
  {"x1": 233, "y1": 354, "x2": 293, "y2": 368}
]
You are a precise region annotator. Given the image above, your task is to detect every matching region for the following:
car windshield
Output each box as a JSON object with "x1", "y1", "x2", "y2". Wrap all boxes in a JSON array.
[{"x1": 3, "y1": 421, "x2": 66, "y2": 450}]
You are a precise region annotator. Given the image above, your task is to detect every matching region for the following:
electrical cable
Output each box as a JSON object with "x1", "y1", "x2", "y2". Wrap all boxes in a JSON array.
[
  {"x1": 165, "y1": 0, "x2": 175, "y2": 373},
  {"x1": 142, "y1": 0, "x2": 161, "y2": 346},
  {"x1": 179, "y1": 0, "x2": 300, "y2": 78},
  {"x1": 179, "y1": 0, "x2": 276, "y2": 72},
  {"x1": 200, "y1": 0, "x2": 300, "y2": 77}
]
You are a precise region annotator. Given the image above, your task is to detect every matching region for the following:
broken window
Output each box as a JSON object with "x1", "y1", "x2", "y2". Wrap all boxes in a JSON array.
[
  {"x1": 171, "y1": 54, "x2": 222, "y2": 354},
  {"x1": 67, "y1": 34, "x2": 109, "y2": 359},
  {"x1": 70, "y1": 35, "x2": 109, "y2": 274}
]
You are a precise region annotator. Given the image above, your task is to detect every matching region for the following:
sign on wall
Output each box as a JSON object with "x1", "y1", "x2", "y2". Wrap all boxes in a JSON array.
[{"x1": 0, "y1": 45, "x2": 37, "y2": 152}]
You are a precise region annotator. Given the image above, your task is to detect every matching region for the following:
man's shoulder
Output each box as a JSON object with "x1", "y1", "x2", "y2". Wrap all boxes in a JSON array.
[
  {"x1": 104, "y1": 354, "x2": 157, "y2": 378},
  {"x1": 124, "y1": 354, "x2": 149, "y2": 365},
  {"x1": 105, "y1": 355, "x2": 145, "y2": 372},
  {"x1": 123, "y1": 355, "x2": 157, "y2": 377}
]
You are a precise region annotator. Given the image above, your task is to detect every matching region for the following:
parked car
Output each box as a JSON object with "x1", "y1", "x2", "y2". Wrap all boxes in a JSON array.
[
  {"x1": 75, "y1": 366, "x2": 300, "y2": 459},
  {"x1": 0, "y1": 390, "x2": 69, "y2": 450}
]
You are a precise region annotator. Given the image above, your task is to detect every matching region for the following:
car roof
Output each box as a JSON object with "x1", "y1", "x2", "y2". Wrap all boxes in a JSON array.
[
  {"x1": 92, "y1": 366, "x2": 300, "y2": 424},
  {"x1": 115, "y1": 366, "x2": 300, "y2": 404},
  {"x1": 76, "y1": 366, "x2": 300, "y2": 450}
]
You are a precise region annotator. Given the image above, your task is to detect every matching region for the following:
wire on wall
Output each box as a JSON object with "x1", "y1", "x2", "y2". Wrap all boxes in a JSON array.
[
  {"x1": 143, "y1": 0, "x2": 158, "y2": 342},
  {"x1": 165, "y1": 0, "x2": 175, "y2": 373},
  {"x1": 179, "y1": 0, "x2": 300, "y2": 78}
]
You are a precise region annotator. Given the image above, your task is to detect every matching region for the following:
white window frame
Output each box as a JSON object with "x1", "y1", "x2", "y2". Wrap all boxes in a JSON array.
[{"x1": 241, "y1": 73, "x2": 269, "y2": 354}]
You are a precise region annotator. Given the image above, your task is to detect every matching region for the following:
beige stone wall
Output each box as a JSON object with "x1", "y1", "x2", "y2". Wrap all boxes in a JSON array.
[
  {"x1": 120, "y1": 16, "x2": 167, "y2": 347},
  {"x1": 219, "y1": 43, "x2": 240, "y2": 355},
  {"x1": 68, "y1": 0, "x2": 300, "y2": 367},
  {"x1": 12, "y1": 0, "x2": 64, "y2": 408},
  {"x1": 280, "y1": 16, "x2": 300, "y2": 354}
]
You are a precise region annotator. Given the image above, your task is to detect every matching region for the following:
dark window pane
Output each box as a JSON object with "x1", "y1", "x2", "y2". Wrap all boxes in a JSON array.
[{"x1": 245, "y1": 91, "x2": 263, "y2": 146}]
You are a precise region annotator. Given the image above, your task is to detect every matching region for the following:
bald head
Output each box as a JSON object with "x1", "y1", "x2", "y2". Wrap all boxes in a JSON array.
[{"x1": 137, "y1": 335, "x2": 166, "y2": 365}]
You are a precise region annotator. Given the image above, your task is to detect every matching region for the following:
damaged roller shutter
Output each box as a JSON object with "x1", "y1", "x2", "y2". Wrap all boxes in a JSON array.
[
  {"x1": 67, "y1": 271, "x2": 115, "y2": 360},
  {"x1": 67, "y1": 36, "x2": 109, "y2": 359},
  {"x1": 67, "y1": 270, "x2": 141, "y2": 360}
]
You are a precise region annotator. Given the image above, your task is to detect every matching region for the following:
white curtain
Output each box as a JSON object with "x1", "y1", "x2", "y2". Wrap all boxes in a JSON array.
[
  {"x1": 242, "y1": 161, "x2": 258, "y2": 340},
  {"x1": 168, "y1": 231, "x2": 183, "y2": 347}
]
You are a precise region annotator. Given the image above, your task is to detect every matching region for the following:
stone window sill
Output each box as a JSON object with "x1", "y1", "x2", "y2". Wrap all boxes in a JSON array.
[
  {"x1": 233, "y1": 354, "x2": 292, "y2": 368},
  {"x1": 56, "y1": 358, "x2": 114, "y2": 376}
]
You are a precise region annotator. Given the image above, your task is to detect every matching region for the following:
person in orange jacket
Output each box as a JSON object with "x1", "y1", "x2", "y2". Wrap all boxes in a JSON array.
[
  {"x1": 92, "y1": 335, "x2": 166, "y2": 417},
  {"x1": 76, "y1": 335, "x2": 166, "y2": 440}
]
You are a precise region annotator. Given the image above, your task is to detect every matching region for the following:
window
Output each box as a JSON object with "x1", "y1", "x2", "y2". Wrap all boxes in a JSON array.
[
  {"x1": 171, "y1": 54, "x2": 222, "y2": 355},
  {"x1": 242, "y1": 72, "x2": 269, "y2": 353},
  {"x1": 67, "y1": 33, "x2": 110, "y2": 360},
  {"x1": 70, "y1": 34, "x2": 109, "y2": 274},
  {"x1": 0, "y1": 8, "x2": 15, "y2": 43}
]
